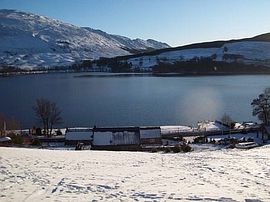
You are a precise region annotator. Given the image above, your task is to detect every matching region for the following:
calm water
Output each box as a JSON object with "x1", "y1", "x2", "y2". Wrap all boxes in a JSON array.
[{"x1": 0, "y1": 73, "x2": 269, "y2": 128}]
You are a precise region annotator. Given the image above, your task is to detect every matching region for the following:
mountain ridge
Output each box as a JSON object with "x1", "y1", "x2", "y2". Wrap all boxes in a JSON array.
[
  {"x1": 1, "y1": 9, "x2": 270, "y2": 73},
  {"x1": 0, "y1": 9, "x2": 170, "y2": 69},
  {"x1": 89, "y1": 33, "x2": 270, "y2": 74},
  {"x1": 110, "y1": 33, "x2": 270, "y2": 61}
]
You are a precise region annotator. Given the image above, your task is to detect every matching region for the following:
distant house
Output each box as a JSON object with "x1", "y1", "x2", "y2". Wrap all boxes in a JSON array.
[
  {"x1": 242, "y1": 122, "x2": 260, "y2": 129},
  {"x1": 92, "y1": 127, "x2": 140, "y2": 151},
  {"x1": 197, "y1": 120, "x2": 230, "y2": 132}
]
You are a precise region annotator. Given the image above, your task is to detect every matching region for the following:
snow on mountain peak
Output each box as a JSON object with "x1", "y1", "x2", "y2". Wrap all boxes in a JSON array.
[{"x1": 0, "y1": 9, "x2": 170, "y2": 69}]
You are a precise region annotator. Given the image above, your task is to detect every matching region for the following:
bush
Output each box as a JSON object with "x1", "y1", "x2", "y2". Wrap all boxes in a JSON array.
[
  {"x1": 227, "y1": 144, "x2": 236, "y2": 149},
  {"x1": 171, "y1": 145, "x2": 181, "y2": 153},
  {"x1": 10, "y1": 134, "x2": 23, "y2": 145},
  {"x1": 56, "y1": 129, "x2": 62, "y2": 136},
  {"x1": 31, "y1": 139, "x2": 41, "y2": 146},
  {"x1": 162, "y1": 144, "x2": 192, "y2": 153},
  {"x1": 150, "y1": 148, "x2": 158, "y2": 153},
  {"x1": 181, "y1": 144, "x2": 192, "y2": 152},
  {"x1": 164, "y1": 147, "x2": 171, "y2": 153}
]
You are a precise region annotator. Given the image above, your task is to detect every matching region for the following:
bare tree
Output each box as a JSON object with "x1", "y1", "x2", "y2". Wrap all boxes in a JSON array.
[
  {"x1": 49, "y1": 102, "x2": 62, "y2": 135},
  {"x1": 33, "y1": 98, "x2": 62, "y2": 136},
  {"x1": 33, "y1": 99, "x2": 50, "y2": 135},
  {"x1": 251, "y1": 88, "x2": 270, "y2": 125},
  {"x1": 220, "y1": 113, "x2": 234, "y2": 127}
]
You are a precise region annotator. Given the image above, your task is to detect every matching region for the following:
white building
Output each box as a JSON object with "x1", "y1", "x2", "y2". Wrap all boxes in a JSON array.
[{"x1": 65, "y1": 128, "x2": 93, "y2": 145}]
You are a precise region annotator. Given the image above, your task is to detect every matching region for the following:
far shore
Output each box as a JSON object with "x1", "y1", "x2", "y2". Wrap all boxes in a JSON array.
[{"x1": 2, "y1": 69, "x2": 270, "y2": 78}]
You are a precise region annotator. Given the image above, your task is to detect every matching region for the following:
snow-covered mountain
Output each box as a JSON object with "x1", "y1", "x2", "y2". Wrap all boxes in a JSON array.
[
  {"x1": 83, "y1": 28, "x2": 169, "y2": 51},
  {"x1": 113, "y1": 35, "x2": 270, "y2": 72},
  {"x1": 0, "y1": 9, "x2": 170, "y2": 69}
]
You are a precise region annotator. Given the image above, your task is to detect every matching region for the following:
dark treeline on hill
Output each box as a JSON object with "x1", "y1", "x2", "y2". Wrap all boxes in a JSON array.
[
  {"x1": 0, "y1": 65, "x2": 24, "y2": 73},
  {"x1": 71, "y1": 60, "x2": 93, "y2": 71},
  {"x1": 152, "y1": 58, "x2": 270, "y2": 75},
  {"x1": 2, "y1": 58, "x2": 270, "y2": 75},
  {"x1": 0, "y1": 65, "x2": 82, "y2": 74},
  {"x1": 96, "y1": 57, "x2": 132, "y2": 72},
  {"x1": 121, "y1": 47, "x2": 156, "y2": 54},
  {"x1": 72, "y1": 57, "x2": 133, "y2": 72},
  {"x1": 73, "y1": 56, "x2": 270, "y2": 75}
]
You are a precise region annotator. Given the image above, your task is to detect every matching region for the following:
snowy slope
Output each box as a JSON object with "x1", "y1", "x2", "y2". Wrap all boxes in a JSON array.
[
  {"x1": 0, "y1": 9, "x2": 169, "y2": 69},
  {"x1": 84, "y1": 27, "x2": 170, "y2": 51},
  {"x1": 127, "y1": 48, "x2": 219, "y2": 68},
  {"x1": 1, "y1": 146, "x2": 270, "y2": 201},
  {"x1": 125, "y1": 40, "x2": 270, "y2": 69}
]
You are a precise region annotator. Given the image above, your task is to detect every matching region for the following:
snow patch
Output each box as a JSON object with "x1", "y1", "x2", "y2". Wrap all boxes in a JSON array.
[{"x1": 0, "y1": 147, "x2": 269, "y2": 201}]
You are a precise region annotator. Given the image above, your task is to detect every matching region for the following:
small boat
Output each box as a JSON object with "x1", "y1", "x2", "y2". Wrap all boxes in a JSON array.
[{"x1": 235, "y1": 142, "x2": 259, "y2": 149}]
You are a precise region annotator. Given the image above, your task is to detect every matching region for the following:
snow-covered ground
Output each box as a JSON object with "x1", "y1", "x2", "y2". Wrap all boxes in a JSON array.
[{"x1": 1, "y1": 146, "x2": 270, "y2": 201}]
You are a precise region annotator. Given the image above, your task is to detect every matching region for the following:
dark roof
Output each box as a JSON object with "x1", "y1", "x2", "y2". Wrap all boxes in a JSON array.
[
  {"x1": 93, "y1": 127, "x2": 140, "y2": 132},
  {"x1": 66, "y1": 128, "x2": 93, "y2": 132}
]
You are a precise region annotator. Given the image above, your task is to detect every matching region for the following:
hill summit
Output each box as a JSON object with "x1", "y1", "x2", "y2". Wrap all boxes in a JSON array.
[{"x1": 0, "y1": 9, "x2": 170, "y2": 69}]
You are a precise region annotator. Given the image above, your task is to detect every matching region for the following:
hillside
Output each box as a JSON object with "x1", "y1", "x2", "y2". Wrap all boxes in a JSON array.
[
  {"x1": 84, "y1": 27, "x2": 169, "y2": 52},
  {"x1": 1, "y1": 8, "x2": 270, "y2": 74},
  {"x1": 251, "y1": 33, "x2": 270, "y2": 42},
  {"x1": 94, "y1": 33, "x2": 270, "y2": 73},
  {"x1": 0, "y1": 9, "x2": 169, "y2": 70}
]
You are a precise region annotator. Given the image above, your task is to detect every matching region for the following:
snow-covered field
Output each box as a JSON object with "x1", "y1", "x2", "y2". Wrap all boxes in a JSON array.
[{"x1": 0, "y1": 146, "x2": 270, "y2": 202}]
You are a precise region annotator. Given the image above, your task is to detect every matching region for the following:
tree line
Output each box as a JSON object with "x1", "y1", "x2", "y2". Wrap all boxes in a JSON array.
[{"x1": 152, "y1": 57, "x2": 270, "y2": 74}]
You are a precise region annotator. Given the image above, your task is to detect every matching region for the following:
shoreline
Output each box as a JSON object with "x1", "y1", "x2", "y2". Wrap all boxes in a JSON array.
[{"x1": 2, "y1": 69, "x2": 270, "y2": 78}]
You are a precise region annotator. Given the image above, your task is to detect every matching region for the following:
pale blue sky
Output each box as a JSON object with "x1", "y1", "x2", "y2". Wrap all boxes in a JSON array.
[{"x1": 0, "y1": 0, "x2": 270, "y2": 47}]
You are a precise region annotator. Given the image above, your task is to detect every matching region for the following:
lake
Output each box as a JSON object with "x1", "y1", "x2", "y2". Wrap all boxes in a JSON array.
[{"x1": 0, "y1": 73, "x2": 269, "y2": 128}]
